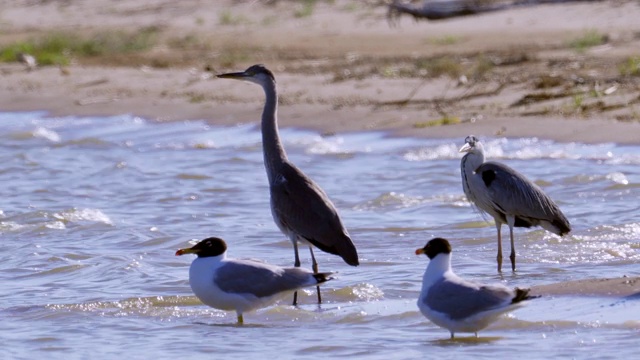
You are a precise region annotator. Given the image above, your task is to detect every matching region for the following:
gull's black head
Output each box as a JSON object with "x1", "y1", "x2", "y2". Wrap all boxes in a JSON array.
[
  {"x1": 415, "y1": 237, "x2": 452, "y2": 260},
  {"x1": 175, "y1": 237, "x2": 228, "y2": 258},
  {"x1": 217, "y1": 64, "x2": 275, "y2": 85}
]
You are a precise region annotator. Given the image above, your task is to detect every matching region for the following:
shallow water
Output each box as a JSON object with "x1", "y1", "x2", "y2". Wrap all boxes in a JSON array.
[{"x1": 1, "y1": 112, "x2": 638, "y2": 359}]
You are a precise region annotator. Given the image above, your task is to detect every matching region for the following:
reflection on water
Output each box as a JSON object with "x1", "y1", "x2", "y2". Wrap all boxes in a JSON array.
[{"x1": 0, "y1": 112, "x2": 639, "y2": 358}]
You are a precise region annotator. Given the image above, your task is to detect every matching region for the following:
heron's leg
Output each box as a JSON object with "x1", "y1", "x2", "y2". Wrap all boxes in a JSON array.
[
  {"x1": 309, "y1": 246, "x2": 322, "y2": 304},
  {"x1": 291, "y1": 235, "x2": 301, "y2": 306},
  {"x1": 237, "y1": 313, "x2": 244, "y2": 324},
  {"x1": 292, "y1": 235, "x2": 301, "y2": 267},
  {"x1": 506, "y1": 215, "x2": 516, "y2": 272},
  {"x1": 495, "y1": 221, "x2": 503, "y2": 272}
]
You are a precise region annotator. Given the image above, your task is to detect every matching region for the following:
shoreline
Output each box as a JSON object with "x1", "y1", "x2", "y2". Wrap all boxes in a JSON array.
[
  {"x1": 1, "y1": 1, "x2": 640, "y2": 145},
  {"x1": 531, "y1": 276, "x2": 640, "y2": 298},
  {"x1": 1, "y1": 64, "x2": 639, "y2": 145}
]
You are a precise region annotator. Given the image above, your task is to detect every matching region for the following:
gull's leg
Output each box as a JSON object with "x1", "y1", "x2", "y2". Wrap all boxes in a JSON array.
[
  {"x1": 292, "y1": 235, "x2": 301, "y2": 306},
  {"x1": 450, "y1": 331, "x2": 455, "y2": 339},
  {"x1": 495, "y1": 220, "x2": 503, "y2": 272},
  {"x1": 237, "y1": 313, "x2": 244, "y2": 324},
  {"x1": 507, "y1": 215, "x2": 516, "y2": 272},
  {"x1": 309, "y1": 246, "x2": 321, "y2": 304}
]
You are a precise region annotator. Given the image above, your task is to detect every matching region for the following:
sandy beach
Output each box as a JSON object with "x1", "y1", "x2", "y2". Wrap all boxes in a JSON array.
[
  {"x1": 1, "y1": 0, "x2": 639, "y2": 296},
  {"x1": 1, "y1": 0, "x2": 640, "y2": 143}
]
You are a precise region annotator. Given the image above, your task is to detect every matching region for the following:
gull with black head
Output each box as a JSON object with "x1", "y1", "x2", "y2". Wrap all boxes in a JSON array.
[
  {"x1": 459, "y1": 135, "x2": 571, "y2": 272},
  {"x1": 416, "y1": 237, "x2": 535, "y2": 339},
  {"x1": 217, "y1": 65, "x2": 359, "y2": 305},
  {"x1": 175, "y1": 237, "x2": 334, "y2": 324}
]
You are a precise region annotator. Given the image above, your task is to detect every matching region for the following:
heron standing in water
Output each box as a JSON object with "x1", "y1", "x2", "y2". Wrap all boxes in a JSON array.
[
  {"x1": 217, "y1": 65, "x2": 359, "y2": 304},
  {"x1": 459, "y1": 135, "x2": 571, "y2": 272}
]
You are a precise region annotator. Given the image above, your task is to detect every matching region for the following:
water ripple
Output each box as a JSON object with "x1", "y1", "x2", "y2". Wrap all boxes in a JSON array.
[{"x1": 0, "y1": 112, "x2": 638, "y2": 358}]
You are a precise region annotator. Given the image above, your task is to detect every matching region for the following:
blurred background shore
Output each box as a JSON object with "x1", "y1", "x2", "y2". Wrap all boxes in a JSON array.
[{"x1": 1, "y1": 0, "x2": 639, "y2": 143}]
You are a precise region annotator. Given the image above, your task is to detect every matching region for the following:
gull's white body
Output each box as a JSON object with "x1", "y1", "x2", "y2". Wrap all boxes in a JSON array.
[
  {"x1": 188, "y1": 253, "x2": 324, "y2": 317},
  {"x1": 418, "y1": 252, "x2": 524, "y2": 336}
]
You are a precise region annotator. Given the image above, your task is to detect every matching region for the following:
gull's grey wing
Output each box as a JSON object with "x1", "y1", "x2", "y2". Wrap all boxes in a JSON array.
[
  {"x1": 270, "y1": 162, "x2": 358, "y2": 265},
  {"x1": 423, "y1": 277, "x2": 514, "y2": 320},
  {"x1": 476, "y1": 161, "x2": 570, "y2": 233},
  {"x1": 214, "y1": 260, "x2": 316, "y2": 298}
]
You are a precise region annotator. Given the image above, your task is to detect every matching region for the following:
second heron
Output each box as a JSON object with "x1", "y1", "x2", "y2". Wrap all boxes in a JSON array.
[
  {"x1": 459, "y1": 135, "x2": 571, "y2": 272},
  {"x1": 217, "y1": 65, "x2": 359, "y2": 305}
]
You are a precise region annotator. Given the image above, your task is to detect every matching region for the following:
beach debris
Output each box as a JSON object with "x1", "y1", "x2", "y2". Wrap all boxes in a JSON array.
[
  {"x1": 387, "y1": 0, "x2": 605, "y2": 26},
  {"x1": 16, "y1": 52, "x2": 37, "y2": 71}
]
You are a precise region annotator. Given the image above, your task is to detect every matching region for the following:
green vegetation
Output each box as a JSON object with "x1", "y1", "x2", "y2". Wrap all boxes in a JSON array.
[
  {"x1": 218, "y1": 9, "x2": 248, "y2": 26},
  {"x1": 416, "y1": 56, "x2": 463, "y2": 78},
  {"x1": 567, "y1": 30, "x2": 607, "y2": 53},
  {"x1": 167, "y1": 33, "x2": 212, "y2": 51},
  {"x1": 294, "y1": 0, "x2": 317, "y2": 18},
  {"x1": 413, "y1": 115, "x2": 461, "y2": 128},
  {"x1": 0, "y1": 27, "x2": 159, "y2": 66},
  {"x1": 187, "y1": 92, "x2": 206, "y2": 103},
  {"x1": 619, "y1": 56, "x2": 640, "y2": 76},
  {"x1": 572, "y1": 93, "x2": 585, "y2": 109},
  {"x1": 261, "y1": 15, "x2": 278, "y2": 26},
  {"x1": 217, "y1": 47, "x2": 254, "y2": 68},
  {"x1": 472, "y1": 55, "x2": 495, "y2": 78},
  {"x1": 342, "y1": 2, "x2": 360, "y2": 12},
  {"x1": 430, "y1": 35, "x2": 461, "y2": 46}
]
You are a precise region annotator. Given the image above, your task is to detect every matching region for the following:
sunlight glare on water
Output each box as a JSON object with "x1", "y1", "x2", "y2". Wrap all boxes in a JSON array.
[{"x1": 0, "y1": 112, "x2": 639, "y2": 359}]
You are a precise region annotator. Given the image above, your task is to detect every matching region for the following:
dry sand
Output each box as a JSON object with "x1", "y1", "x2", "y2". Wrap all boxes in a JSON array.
[
  {"x1": 1, "y1": 0, "x2": 640, "y2": 143},
  {"x1": 1, "y1": 0, "x2": 639, "y2": 295}
]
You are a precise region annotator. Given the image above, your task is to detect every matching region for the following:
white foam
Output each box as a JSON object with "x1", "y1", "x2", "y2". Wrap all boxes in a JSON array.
[
  {"x1": 53, "y1": 208, "x2": 113, "y2": 225},
  {"x1": 32, "y1": 127, "x2": 61, "y2": 142}
]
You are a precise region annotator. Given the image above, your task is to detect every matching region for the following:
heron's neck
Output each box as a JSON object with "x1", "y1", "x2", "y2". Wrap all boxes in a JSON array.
[
  {"x1": 461, "y1": 150, "x2": 484, "y2": 175},
  {"x1": 260, "y1": 78, "x2": 288, "y2": 183}
]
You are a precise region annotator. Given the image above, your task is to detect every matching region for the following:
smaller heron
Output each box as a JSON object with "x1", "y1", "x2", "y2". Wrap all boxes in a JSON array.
[
  {"x1": 416, "y1": 237, "x2": 535, "y2": 339},
  {"x1": 217, "y1": 65, "x2": 359, "y2": 305},
  {"x1": 176, "y1": 237, "x2": 334, "y2": 324},
  {"x1": 459, "y1": 135, "x2": 571, "y2": 272}
]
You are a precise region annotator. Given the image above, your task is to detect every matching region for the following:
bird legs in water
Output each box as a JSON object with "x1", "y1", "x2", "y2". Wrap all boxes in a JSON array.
[
  {"x1": 495, "y1": 217, "x2": 517, "y2": 272},
  {"x1": 309, "y1": 246, "x2": 322, "y2": 304},
  {"x1": 237, "y1": 313, "x2": 244, "y2": 324},
  {"x1": 292, "y1": 237, "x2": 301, "y2": 306},
  {"x1": 290, "y1": 237, "x2": 323, "y2": 305},
  {"x1": 495, "y1": 221, "x2": 503, "y2": 272},
  {"x1": 506, "y1": 215, "x2": 517, "y2": 272}
]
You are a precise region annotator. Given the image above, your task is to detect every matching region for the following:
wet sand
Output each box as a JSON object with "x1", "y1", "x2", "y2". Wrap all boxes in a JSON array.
[
  {"x1": 1, "y1": 0, "x2": 639, "y2": 296},
  {"x1": 532, "y1": 276, "x2": 640, "y2": 298}
]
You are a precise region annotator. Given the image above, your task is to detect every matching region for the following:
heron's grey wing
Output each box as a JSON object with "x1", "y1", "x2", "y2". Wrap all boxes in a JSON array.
[
  {"x1": 270, "y1": 162, "x2": 358, "y2": 264},
  {"x1": 424, "y1": 277, "x2": 514, "y2": 320},
  {"x1": 476, "y1": 161, "x2": 570, "y2": 231},
  {"x1": 214, "y1": 260, "x2": 315, "y2": 298}
]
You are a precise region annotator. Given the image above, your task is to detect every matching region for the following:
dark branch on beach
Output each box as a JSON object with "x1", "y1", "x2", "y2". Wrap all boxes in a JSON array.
[{"x1": 387, "y1": 0, "x2": 606, "y2": 26}]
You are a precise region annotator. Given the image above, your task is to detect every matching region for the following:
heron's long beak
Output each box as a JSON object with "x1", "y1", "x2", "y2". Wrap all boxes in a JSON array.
[
  {"x1": 175, "y1": 247, "x2": 198, "y2": 256},
  {"x1": 217, "y1": 71, "x2": 248, "y2": 80},
  {"x1": 458, "y1": 143, "x2": 472, "y2": 153},
  {"x1": 415, "y1": 248, "x2": 425, "y2": 255}
]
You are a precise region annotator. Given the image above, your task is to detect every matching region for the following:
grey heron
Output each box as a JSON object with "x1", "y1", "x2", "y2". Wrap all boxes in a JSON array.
[
  {"x1": 217, "y1": 65, "x2": 359, "y2": 305},
  {"x1": 459, "y1": 135, "x2": 571, "y2": 272},
  {"x1": 176, "y1": 237, "x2": 334, "y2": 324},
  {"x1": 416, "y1": 237, "x2": 535, "y2": 339}
]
